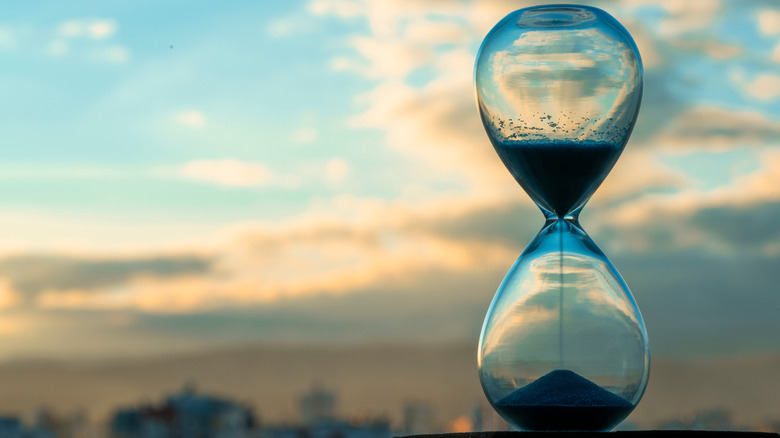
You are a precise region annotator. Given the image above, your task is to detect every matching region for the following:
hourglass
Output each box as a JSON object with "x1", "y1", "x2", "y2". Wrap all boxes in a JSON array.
[{"x1": 475, "y1": 5, "x2": 649, "y2": 432}]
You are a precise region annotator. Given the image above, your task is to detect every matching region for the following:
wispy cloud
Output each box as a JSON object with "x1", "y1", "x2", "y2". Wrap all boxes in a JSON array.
[
  {"x1": 177, "y1": 159, "x2": 274, "y2": 187},
  {"x1": 652, "y1": 106, "x2": 780, "y2": 149},
  {"x1": 6, "y1": 186, "x2": 780, "y2": 359},
  {"x1": 0, "y1": 27, "x2": 18, "y2": 51},
  {"x1": 57, "y1": 19, "x2": 118, "y2": 40},
  {"x1": 27, "y1": 196, "x2": 514, "y2": 313},
  {"x1": 175, "y1": 109, "x2": 207, "y2": 128},
  {"x1": 291, "y1": 126, "x2": 317, "y2": 143},
  {"x1": 46, "y1": 18, "x2": 129, "y2": 63},
  {"x1": 91, "y1": 45, "x2": 130, "y2": 64},
  {"x1": 267, "y1": 18, "x2": 299, "y2": 38},
  {"x1": 0, "y1": 278, "x2": 19, "y2": 310},
  {"x1": 46, "y1": 39, "x2": 69, "y2": 56},
  {"x1": 655, "y1": 0, "x2": 722, "y2": 36},
  {"x1": 308, "y1": 0, "x2": 363, "y2": 18},
  {"x1": 758, "y1": 9, "x2": 780, "y2": 35},
  {"x1": 325, "y1": 158, "x2": 350, "y2": 184},
  {"x1": 740, "y1": 74, "x2": 780, "y2": 100}
]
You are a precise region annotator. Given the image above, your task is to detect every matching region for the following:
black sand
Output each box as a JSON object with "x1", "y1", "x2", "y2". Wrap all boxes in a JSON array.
[
  {"x1": 492, "y1": 141, "x2": 620, "y2": 216},
  {"x1": 494, "y1": 369, "x2": 634, "y2": 431}
]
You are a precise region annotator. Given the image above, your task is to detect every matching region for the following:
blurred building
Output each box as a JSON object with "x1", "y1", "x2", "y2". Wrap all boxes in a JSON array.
[
  {"x1": 470, "y1": 401, "x2": 509, "y2": 432},
  {"x1": 0, "y1": 411, "x2": 91, "y2": 438},
  {"x1": 30, "y1": 409, "x2": 92, "y2": 438},
  {"x1": 402, "y1": 401, "x2": 436, "y2": 435},
  {"x1": 110, "y1": 382, "x2": 256, "y2": 438},
  {"x1": 658, "y1": 409, "x2": 734, "y2": 431},
  {"x1": 0, "y1": 416, "x2": 25, "y2": 438},
  {"x1": 262, "y1": 384, "x2": 391, "y2": 438},
  {"x1": 299, "y1": 385, "x2": 336, "y2": 425}
]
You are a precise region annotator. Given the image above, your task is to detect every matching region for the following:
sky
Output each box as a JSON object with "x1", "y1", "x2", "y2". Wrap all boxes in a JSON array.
[{"x1": 0, "y1": 0, "x2": 777, "y2": 362}]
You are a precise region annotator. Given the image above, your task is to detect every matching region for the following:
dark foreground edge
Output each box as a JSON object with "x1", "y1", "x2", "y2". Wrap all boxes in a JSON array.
[{"x1": 398, "y1": 432, "x2": 780, "y2": 438}]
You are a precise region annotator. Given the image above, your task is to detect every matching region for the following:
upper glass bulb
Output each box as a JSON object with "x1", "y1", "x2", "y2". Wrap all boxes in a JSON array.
[{"x1": 475, "y1": 4, "x2": 642, "y2": 217}]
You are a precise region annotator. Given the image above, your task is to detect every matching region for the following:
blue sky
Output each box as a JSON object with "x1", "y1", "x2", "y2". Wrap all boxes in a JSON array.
[{"x1": 0, "y1": 0, "x2": 777, "y2": 361}]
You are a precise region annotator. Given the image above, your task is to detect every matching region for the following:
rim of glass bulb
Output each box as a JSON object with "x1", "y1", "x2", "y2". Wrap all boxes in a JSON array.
[{"x1": 514, "y1": 4, "x2": 602, "y2": 30}]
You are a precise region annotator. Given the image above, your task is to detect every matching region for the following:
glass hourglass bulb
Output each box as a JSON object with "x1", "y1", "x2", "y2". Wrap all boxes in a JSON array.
[{"x1": 475, "y1": 5, "x2": 649, "y2": 431}]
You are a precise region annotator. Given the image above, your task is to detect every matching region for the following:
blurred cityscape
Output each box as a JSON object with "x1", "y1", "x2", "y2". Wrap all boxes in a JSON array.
[{"x1": 0, "y1": 382, "x2": 778, "y2": 438}]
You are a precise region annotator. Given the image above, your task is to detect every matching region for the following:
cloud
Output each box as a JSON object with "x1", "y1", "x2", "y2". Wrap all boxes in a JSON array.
[
  {"x1": 21, "y1": 195, "x2": 780, "y2": 358},
  {"x1": 0, "y1": 313, "x2": 31, "y2": 338},
  {"x1": 349, "y1": 68, "x2": 506, "y2": 190},
  {"x1": 594, "y1": 148, "x2": 689, "y2": 204},
  {"x1": 758, "y1": 9, "x2": 780, "y2": 35},
  {"x1": 668, "y1": 38, "x2": 743, "y2": 59},
  {"x1": 329, "y1": 56, "x2": 358, "y2": 71},
  {"x1": 266, "y1": 15, "x2": 319, "y2": 38},
  {"x1": 34, "y1": 228, "x2": 509, "y2": 314},
  {"x1": 0, "y1": 27, "x2": 17, "y2": 51},
  {"x1": 312, "y1": 1, "x2": 521, "y2": 191},
  {"x1": 0, "y1": 254, "x2": 210, "y2": 300},
  {"x1": 267, "y1": 19, "x2": 294, "y2": 38},
  {"x1": 23, "y1": 194, "x2": 517, "y2": 313},
  {"x1": 177, "y1": 159, "x2": 274, "y2": 187},
  {"x1": 348, "y1": 36, "x2": 434, "y2": 79},
  {"x1": 57, "y1": 19, "x2": 118, "y2": 40},
  {"x1": 309, "y1": 0, "x2": 778, "y2": 225},
  {"x1": 91, "y1": 45, "x2": 130, "y2": 64},
  {"x1": 309, "y1": 0, "x2": 363, "y2": 18},
  {"x1": 621, "y1": 19, "x2": 663, "y2": 68},
  {"x1": 325, "y1": 158, "x2": 350, "y2": 184},
  {"x1": 741, "y1": 74, "x2": 780, "y2": 100},
  {"x1": 310, "y1": 0, "x2": 745, "y2": 196},
  {"x1": 307, "y1": 0, "x2": 777, "y2": 252},
  {"x1": 651, "y1": 106, "x2": 780, "y2": 150},
  {"x1": 37, "y1": 276, "x2": 234, "y2": 313},
  {"x1": 590, "y1": 147, "x2": 780, "y2": 255},
  {"x1": 0, "y1": 0, "x2": 773, "y2": 361},
  {"x1": 707, "y1": 148, "x2": 780, "y2": 206},
  {"x1": 176, "y1": 110, "x2": 207, "y2": 128},
  {"x1": 693, "y1": 202, "x2": 780, "y2": 249},
  {"x1": 47, "y1": 18, "x2": 129, "y2": 63},
  {"x1": 4, "y1": 184, "x2": 780, "y2": 358},
  {"x1": 19, "y1": 179, "x2": 759, "y2": 320},
  {"x1": 291, "y1": 126, "x2": 317, "y2": 143},
  {"x1": 403, "y1": 20, "x2": 468, "y2": 45},
  {"x1": 616, "y1": 249, "x2": 780, "y2": 356},
  {"x1": 656, "y1": 0, "x2": 722, "y2": 36},
  {"x1": 0, "y1": 278, "x2": 19, "y2": 310},
  {"x1": 413, "y1": 201, "x2": 538, "y2": 248},
  {"x1": 0, "y1": 158, "x2": 351, "y2": 191},
  {"x1": 47, "y1": 41, "x2": 130, "y2": 64},
  {"x1": 47, "y1": 39, "x2": 69, "y2": 56}
]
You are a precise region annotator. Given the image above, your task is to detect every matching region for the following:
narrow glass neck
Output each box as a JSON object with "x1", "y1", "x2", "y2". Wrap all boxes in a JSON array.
[{"x1": 542, "y1": 205, "x2": 582, "y2": 226}]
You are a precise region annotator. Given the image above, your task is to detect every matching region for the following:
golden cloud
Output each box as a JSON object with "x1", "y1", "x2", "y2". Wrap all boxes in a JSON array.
[{"x1": 34, "y1": 195, "x2": 519, "y2": 313}]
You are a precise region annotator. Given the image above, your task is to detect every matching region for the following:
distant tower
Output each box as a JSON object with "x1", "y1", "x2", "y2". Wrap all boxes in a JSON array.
[
  {"x1": 300, "y1": 384, "x2": 337, "y2": 425},
  {"x1": 403, "y1": 401, "x2": 436, "y2": 435},
  {"x1": 183, "y1": 379, "x2": 198, "y2": 395},
  {"x1": 474, "y1": 400, "x2": 510, "y2": 432},
  {"x1": 472, "y1": 404, "x2": 483, "y2": 432}
]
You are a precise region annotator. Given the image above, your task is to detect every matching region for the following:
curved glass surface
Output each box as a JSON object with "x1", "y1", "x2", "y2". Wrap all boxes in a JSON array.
[{"x1": 474, "y1": 5, "x2": 649, "y2": 431}]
